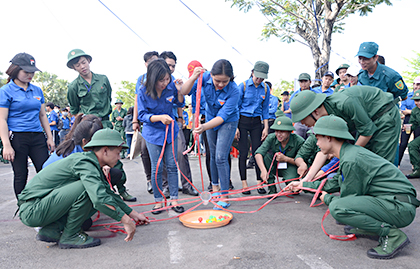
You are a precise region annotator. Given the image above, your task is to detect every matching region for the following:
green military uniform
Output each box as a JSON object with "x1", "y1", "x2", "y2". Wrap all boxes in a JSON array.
[
  {"x1": 255, "y1": 116, "x2": 304, "y2": 193},
  {"x1": 111, "y1": 108, "x2": 127, "y2": 133},
  {"x1": 18, "y1": 152, "x2": 132, "y2": 237},
  {"x1": 356, "y1": 42, "x2": 408, "y2": 100},
  {"x1": 358, "y1": 62, "x2": 408, "y2": 100},
  {"x1": 305, "y1": 115, "x2": 418, "y2": 259},
  {"x1": 67, "y1": 72, "x2": 113, "y2": 128},
  {"x1": 322, "y1": 86, "x2": 400, "y2": 163},
  {"x1": 407, "y1": 90, "x2": 420, "y2": 177},
  {"x1": 294, "y1": 134, "x2": 320, "y2": 167},
  {"x1": 333, "y1": 63, "x2": 350, "y2": 92}
]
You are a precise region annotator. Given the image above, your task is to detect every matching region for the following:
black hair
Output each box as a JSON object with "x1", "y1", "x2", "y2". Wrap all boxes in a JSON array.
[
  {"x1": 210, "y1": 59, "x2": 234, "y2": 82},
  {"x1": 377, "y1": 55, "x2": 385, "y2": 65},
  {"x1": 159, "y1": 51, "x2": 177, "y2": 63},
  {"x1": 56, "y1": 116, "x2": 102, "y2": 157},
  {"x1": 144, "y1": 51, "x2": 159, "y2": 63},
  {"x1": 144, "y1": 58, "x2": 171, "y2": 100},
  {"x1": 68, "y1": 56, "x2": 91, "y2": 69},
  {"x1": 46, "y1": 102, "x2": 54, "y2": 109},
  {"x1": 265, "y1": 81, "x2": 272, "y2": 89},
  {"x1": 127, "y1": 106, "x2": 134, "y2": 115},
  {"x1": 5, "y1": 64, "x2": 22, "y2": 83}
]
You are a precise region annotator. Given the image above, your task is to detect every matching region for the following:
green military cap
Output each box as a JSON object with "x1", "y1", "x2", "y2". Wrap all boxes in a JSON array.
[
  {"x1": 298, "y1": 73, "x2": 311, "y2": 81},
  {"x1": 67, "y1": 49, "x2": 92, "y2": 68},
  {"x1": 254, "y1": 61, "x2": 269, "y2": 79},
  {"x1": 335, "y1": 64, "x2": 350, "y2": 75},
  {"x1": 270, "y1": 116, "x2": 295, "y2": 131},
  {"x1": 356, "y1": 42, "x2": 378, "y2": 59},
  {"x1": 313, "y1": 115, "x2": 355, "y2": 141},
  {"x1": 84, "y1": 128, "x2": 129, "y2": 149},
  {"x1": 411, "y1": 90, "x2": 420, "y2": 100},
  {"x1": 290, "y1": 90, "x2": 326, "y2": 122},
  {"x1": 115, "y1": 99, "x2": 124, "y2": 104}
]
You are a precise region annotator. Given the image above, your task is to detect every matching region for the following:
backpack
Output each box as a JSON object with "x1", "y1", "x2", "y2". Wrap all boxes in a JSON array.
[{"x1": 57, "y1": 117, "x2": 63, "y2": 130}]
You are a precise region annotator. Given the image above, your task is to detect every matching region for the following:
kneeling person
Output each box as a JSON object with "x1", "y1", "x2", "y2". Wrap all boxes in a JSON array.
[
  {"x1": 286, "y1": 115, "x2": 419, "y2": 259},
  {"x1": 255, "y1": 116, "x2": 304, "y2": 194},
  {"x1": 18, "y1": 129, "x2": 149, "y2": 249}
]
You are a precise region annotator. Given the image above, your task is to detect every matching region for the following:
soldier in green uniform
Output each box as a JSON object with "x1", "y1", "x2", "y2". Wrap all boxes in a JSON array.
[
  {"x1": 18, "y1": 129, "x2": 149, "y2": 249},
  {"x1": 405, "y1": 89, "x2": 420, "y2": 178},
  {"x1": 67, "y1": 49, "x2": 113, "y2": 129},
  {"x1": 290, "y1": 86, "x2": 400, "y2": 164},
  {"x1": 294, "y1": 133, "x2": 320, "y2": 176},
  {"x1": 254, "y1": 116, "x2": 304, "y2": 194},
  {"x1": 357, "y1": 42, "x2": 408, "y2": 100},
  {"x1": 111, "y1": 99, "x2": 128, "y2": 158},
  {"x1": 286, "y1": 115, "x2": 419, "y2": 259},
  {"x1": 333, "y1": 63, "x2": 350, "y2": 92}
]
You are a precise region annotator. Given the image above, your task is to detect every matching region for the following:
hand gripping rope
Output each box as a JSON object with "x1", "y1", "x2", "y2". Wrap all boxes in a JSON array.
[{"x1": 92, "y1": 71, "x2": 355, "y2": 241}]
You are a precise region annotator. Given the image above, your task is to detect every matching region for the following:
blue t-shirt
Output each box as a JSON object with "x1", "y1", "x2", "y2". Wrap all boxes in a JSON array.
[
  {"x1": 135, "y1": 73, "x2": 147, "y2": 95},
  {"x1": 137, "y1": 81, "x2": 184, "y2": 146},
  {"x1": 283, "y1": 100, "x2": 291, "y2": 119},
  {"x1": 61, "y1": 116, "x2": 71, "y2": 130},
  {"x1": 268, "y1": 95, "x2": 278, "y2": 119},
  {"x1": 289, "y1": 87, "x2": 320, "y2": 102},
  {"x1": 48, "y1": 110, "x2": 59, "y2": 131},
  {"x1": 190, "y1": 71, "x2": 239, "y2": 130},
  {"x1": 183, "y1": 110, "x2": 189, "y2": 126},
  {"x1": 237, "y1": 78, "x2": 270, "y2": 120},
  {"x1": 0, "y1": 80, "x2": 45, "y2": 132},
  {"x1": 321, "y1": 157, "x2": 339, "y2": 173},
  {"x1": 401, "y1": 91, "x2": 415, "y2": 111},
  {"x1": 313, "y1": 86, "x2": 334, "y2": 96},
  {"x1": 42, "y1": 144, "x2": 84, "y2": 168}
]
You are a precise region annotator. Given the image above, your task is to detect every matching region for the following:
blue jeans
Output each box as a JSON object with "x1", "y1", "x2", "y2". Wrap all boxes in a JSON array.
[
  {"x1": 206, "y1": 120, "x2": 238, "y2": 192},
  {"x1": 126, "y1": 133, "x2": 133, "y2": 154},
  {"x1": 146, "y1": 140, "x2": 179, "y2": 202}
]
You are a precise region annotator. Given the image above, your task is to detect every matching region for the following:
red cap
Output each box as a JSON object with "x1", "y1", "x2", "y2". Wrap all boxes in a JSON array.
[{"x1": 187, "y1": 60, "x2": 203, "y2": 78}]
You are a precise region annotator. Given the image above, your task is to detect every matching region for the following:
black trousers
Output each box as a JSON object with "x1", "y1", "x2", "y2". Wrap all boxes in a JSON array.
[
  {"x1": 10, "y1": 132, "x2": 49, "y2": 198},
  {"x1": 399, "y1": 115, "x2": 420, "y2": 165},
  {"x1": 237, "y1": 116, "x2": 262, "y2": 181}
]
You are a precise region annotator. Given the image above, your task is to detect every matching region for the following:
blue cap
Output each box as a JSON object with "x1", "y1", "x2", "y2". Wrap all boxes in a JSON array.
[
  {"x1": 356, "y1": 42, "x2": 378, "y2": 58},
  {"x1": 323, "y1": 71, "x2": 334, "y2": 78}
]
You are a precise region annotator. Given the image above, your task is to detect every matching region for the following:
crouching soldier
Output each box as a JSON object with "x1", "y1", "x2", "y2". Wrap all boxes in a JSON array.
[
  {"x1": 18, "y1": 129, "x2": 149, "y2": 249},
  {"x1": 254, "y1": 116, "x2": 304, "y2": 194},
  {"x1": 286, "y1": 115, "x2": 419, "y2": 259}
]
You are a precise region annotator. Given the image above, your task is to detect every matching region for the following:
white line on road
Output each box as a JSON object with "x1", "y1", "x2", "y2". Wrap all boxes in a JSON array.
[
  {"x1": 297, "y1": 254, "x2": 334, "y2": 269},
  {"x1": 168, "y1": 231, "x2": 183, "y2": 264}
]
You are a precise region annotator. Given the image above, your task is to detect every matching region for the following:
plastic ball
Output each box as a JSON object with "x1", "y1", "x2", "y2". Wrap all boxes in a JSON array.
[{"x1": 198, "y1": 217, "x2": 203, "y2": 223}]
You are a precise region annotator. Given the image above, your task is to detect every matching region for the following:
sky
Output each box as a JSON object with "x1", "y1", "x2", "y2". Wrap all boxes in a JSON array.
[{"x1": 0, "y1": 0, "x2": 418, "y2": 94}]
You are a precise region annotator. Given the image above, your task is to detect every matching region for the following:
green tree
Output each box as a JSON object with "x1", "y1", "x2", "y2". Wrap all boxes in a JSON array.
[
  {"x1": 33, "y1": 72, "x2": 69, "y2": 107},
  {"x1": 0, "y1": 71, "x2": 6, "y2": 88},
  {"x1": 115, "y1": 81, "x2": 136, "y2": 109},
  {"x1": 228, "y1": 0, "x2": 392, "y2": 80},
  {"x1": 402, "y1": 51, "x2": 420, "y2": 85},
  {"x1": 272, "y1": 79, "x2": 294, "y2": 97}
]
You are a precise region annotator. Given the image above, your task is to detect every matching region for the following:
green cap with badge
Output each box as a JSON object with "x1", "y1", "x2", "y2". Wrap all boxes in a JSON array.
[
  {"x1": 290, "y1": 90, "x2": 326, "y2": 122},
  {"x1": 270, "y1": 116, "x2": 295, "y2": 131},
  {"x1": 335, "y1": 64, "x2": 350, "y2": 75},
  {"x1": 67, "y1": 49, "x2": 92, "y2": 69},
  {"x1": 84, "y1": 128, "x2": 129, "y2": 149},
  {"x1": 254, "y1": 61, "x2": 269, "y2": 79},
  {"x1": 298, "y1": 73, "x2": 311, "y2": 81},
  {"x1": 115, "y1": 99, "x2": 124, "y2": 104},
  {"x1": 411, "y1": 90, "x2": 420, "y2": 100},
  {"x1": 313, "y1": 115, "x2": 354, "y2": 141},
  {"x1": 356, "y1": 42, "x2": 379, "y2": 59}
]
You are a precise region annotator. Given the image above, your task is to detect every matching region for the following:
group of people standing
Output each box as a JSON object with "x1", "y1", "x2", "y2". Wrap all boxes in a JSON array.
[{"x1": 0, "y1": 41, "x2": 418, "y2": 258}]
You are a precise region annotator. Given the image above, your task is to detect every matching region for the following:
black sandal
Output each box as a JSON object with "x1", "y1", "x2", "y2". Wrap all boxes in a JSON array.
[{"x1": 151, "y1": 206, "x2": 165, "y2": 215}]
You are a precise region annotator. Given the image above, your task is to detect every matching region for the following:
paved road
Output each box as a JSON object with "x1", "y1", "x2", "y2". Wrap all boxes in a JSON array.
[{"x1": 0, "y1": 152, "x2": 419, "y2": 269}]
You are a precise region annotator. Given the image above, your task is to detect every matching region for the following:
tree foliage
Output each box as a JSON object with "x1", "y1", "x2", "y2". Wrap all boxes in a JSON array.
[
  {"x1": 0, "y1": 71, "x2": 6, "y2": 88},
  {"x1": 115, "y1": 81, "x2": 136, "y2": 109},
  {"x1": 33, "y1": 72, "x2": 69, "y2": 108},
  {"x1": 272, "y1": 79, "x2": 294, "y2": 97},
  {"x1": 402, "y1": 51, "x2": 420, "y2": 85},
  {"x1": 227, "y1": 0, "x2": 392, "y2": 80}
]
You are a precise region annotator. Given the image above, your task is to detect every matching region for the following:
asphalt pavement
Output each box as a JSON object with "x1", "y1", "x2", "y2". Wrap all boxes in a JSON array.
[{"x1": 0, "y1": 152, "x2": 419, "y2": 269}]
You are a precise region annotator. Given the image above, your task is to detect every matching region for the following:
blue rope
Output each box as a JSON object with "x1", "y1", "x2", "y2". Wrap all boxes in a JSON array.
[{"x1": 97, "y1": 0, "x2": 150, "y2": 47}]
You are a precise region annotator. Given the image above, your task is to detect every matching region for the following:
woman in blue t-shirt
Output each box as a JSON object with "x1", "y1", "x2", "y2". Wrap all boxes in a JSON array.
[
  {"x1": 182, "y1": 59, "x2": 239, "y2": 209},
  {"x1": 137, "y1": 59, "x2": 186, "y2": 214},
  {"x1": 0, "y1": 53, "x2": 55, "y2": 198}
]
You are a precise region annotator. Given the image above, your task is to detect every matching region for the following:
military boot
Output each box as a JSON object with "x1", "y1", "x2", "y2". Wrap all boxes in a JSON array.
[
  {"x1": 367, "y1": 228, "x2": 410, "y2": 259},
  {"x1": 406, "y1": 169, "x2": 420, "y2": 179},
  {"x1": 344, "y1": 225, "x2": 379, "y2": 240},
  {"x1": 120, "y1": 191, "x2": 137, "y2": 202},
  {"x1": 59, "y1": 231, "x2": 101, "y2": 249}
]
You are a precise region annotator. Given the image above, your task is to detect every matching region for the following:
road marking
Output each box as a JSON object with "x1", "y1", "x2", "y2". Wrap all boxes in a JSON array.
[
  {"x1": 168, "y1": 231, "x2": 183, "y2": 264},
  {"x1": 297, "y1": 255, "x2": 334, "y2": 269}
]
